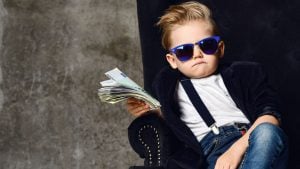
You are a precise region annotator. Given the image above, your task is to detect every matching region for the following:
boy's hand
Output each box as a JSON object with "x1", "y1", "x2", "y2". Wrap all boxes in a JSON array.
[
  {"x1": 126, "y1": 97, "x2": 151, "y2": 117},
  {"x1": 214, "y1": 136, "x2": 248, "y2": 169},
  {"x1": 214, "y1": 144, "x2": 244, "y2": 169}
]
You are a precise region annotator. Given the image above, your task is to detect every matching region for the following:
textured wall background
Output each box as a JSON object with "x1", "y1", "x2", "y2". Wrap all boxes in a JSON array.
[{"x1": 0, "y1": 0, "x2": 143, "y2": 168}]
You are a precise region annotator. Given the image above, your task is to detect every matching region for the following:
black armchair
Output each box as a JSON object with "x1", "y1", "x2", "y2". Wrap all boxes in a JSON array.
[
  {"x1": 128, "y1": 0, "x2": 300, "y2": 168},
  {"x1": 128, "y1": 112, "x2": 168, "y2": 169}
]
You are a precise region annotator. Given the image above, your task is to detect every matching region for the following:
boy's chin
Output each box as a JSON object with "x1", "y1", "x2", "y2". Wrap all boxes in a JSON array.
[
  {"x1": 191, "y1": 74, "x2": 210, "y2": 79},
  {"x1": 185, "y1": 72, "x2": 211, "y2": 79},
  {"x1": 183, "y1": 69, "x2": 216, "y2": 79}
]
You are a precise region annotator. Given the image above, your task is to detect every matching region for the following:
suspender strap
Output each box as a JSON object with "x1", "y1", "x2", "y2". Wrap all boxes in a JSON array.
[{"x1": 180, "y1": 79, "x2": 219, "y2": 134}]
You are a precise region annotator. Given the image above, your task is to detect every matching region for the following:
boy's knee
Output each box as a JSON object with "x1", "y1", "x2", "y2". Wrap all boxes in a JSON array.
[
  {"x1": 250, "y1": 123, "x2": 287, "y2": 146},
  {"x1": 247, "y1": 123, "x2": 289, "y2": 160}
]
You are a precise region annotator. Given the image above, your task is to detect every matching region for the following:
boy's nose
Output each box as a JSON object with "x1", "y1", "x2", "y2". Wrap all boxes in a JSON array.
[{"x1": 193, "y1": 45, "x2": 203, "y2": 59}]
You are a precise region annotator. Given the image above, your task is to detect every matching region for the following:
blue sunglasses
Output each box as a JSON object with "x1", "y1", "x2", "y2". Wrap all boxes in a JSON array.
[{"x1": 170, "y1": 36, "x2": 221, "y2": 62}]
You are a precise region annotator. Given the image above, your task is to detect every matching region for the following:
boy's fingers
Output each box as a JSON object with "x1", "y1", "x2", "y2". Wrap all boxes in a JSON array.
[
  {"x1": 126, "y1": 97, "x2": 151, "y2": 117},
  {"x1": 127, "y1": 102, "x2": 147, "y2": 111},
  {"x1": 126, "y1": 101, "x2": 146, "y2": 111},
  {"x1": 134, "y1": 107, "x2": 151, "y2": 117},
  {"x1": 135, "y1": 110, "x2": 147, "y2": 117},
  {"x1": 127, "y1": 101, "x2": 145, "y2": 107},
  {"x1": 129, "y1": 104, "x2": 149, "y2": 113},
  {"x1": 127, "y1": 97, "x2": 145, "y2": 104},
  {"x1": 127, "y1": 105, "x2": 150, "y2": 117},
  {"x1": 127, "y1": 98, "x2": 137, "y2": 103}
]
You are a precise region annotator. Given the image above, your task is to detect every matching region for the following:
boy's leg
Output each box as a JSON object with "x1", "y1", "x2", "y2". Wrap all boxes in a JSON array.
[{"x1": 239, "y1": 123, "x2": 288, "y2": 169}]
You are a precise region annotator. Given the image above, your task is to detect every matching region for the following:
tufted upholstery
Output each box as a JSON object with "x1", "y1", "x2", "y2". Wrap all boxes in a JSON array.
[
  {"x1": 128, "y1": 112, "x2": 164, "y2": 167},
  {"x1": 128, "y1": 112, "x2": 179, "y2": 168}
]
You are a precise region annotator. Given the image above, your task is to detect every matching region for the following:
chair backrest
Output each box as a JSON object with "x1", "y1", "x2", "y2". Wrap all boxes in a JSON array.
[{"x1": 136, "y1": 0, "x2": 300, "y2": 167}]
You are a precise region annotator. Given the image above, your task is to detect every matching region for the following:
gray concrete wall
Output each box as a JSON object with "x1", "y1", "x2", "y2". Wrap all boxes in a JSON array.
[{"x1": 0, "y1": 0, "x2": 143, "y2": 168}]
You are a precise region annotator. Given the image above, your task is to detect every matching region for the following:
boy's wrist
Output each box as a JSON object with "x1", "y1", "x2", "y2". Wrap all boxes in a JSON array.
[{"x1": 233, "y1": 135, "x2": 249, "y2": 154}]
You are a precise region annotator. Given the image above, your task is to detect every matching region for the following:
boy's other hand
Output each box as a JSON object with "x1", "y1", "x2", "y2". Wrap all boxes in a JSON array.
[
  {"x1": 214, "y1": 136, "x2": 247, "y2": 169},
  {"x1": 126, "y1": 97, "x2": 151, "y2": 117}
]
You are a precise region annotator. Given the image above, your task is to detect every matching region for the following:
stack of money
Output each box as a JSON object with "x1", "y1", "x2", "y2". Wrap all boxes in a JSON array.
[{"x1": 98, "y1": 68, "x2": 161, "y2": 110}]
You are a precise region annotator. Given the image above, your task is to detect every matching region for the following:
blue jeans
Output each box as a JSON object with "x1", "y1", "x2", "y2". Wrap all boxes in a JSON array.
[{"x1": 199, "y1": 123, "x2": 288, "y2": 169}]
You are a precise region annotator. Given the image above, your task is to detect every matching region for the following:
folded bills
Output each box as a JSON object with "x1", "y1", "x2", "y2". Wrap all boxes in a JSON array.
[{"x1": 98, "y1": 68, "x2": 161, "y2": 110}]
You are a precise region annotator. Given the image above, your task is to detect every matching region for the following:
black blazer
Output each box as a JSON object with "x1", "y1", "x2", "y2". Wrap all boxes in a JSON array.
[{"x1": 152, "y1": 61, "x2": 282, "y2": 169}]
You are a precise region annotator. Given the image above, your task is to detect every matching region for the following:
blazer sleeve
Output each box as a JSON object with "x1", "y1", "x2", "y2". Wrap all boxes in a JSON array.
[{"x1": 246, "y1": 62, "x2": 282, "y2": 123}]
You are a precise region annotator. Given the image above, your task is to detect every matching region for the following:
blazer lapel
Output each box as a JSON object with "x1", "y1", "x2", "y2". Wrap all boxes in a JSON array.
[
  {"x1": 154, "y1": 67, "x2": 202, "y2": 154},
  {"x1": 220, "y1": 63, "x2": 246, "y2": 114}
]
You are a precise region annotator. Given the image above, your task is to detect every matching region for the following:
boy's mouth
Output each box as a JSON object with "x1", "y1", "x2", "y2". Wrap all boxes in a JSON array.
[{"x1": 192, "y1": 61, "x2": 206, "y2": 67}]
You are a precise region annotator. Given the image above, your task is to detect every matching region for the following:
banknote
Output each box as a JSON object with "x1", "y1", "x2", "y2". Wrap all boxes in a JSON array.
[{"x1": 98, "y1": 68, "x2": 161, "y2": 110}]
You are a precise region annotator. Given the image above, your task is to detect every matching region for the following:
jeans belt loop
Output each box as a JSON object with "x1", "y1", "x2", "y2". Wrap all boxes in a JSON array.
[{"x1": 234, "y1": 123, "x2": 248, "y2": 135}]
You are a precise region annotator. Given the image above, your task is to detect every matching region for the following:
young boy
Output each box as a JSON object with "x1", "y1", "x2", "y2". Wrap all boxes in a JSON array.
[{"x1": 127, "y1": 1, "x2": 288, "y2": 169}]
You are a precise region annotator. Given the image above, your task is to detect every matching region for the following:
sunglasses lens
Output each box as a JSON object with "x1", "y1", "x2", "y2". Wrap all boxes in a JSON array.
[
  {"x1": 174, "y1": 45, "x2": 194, "y2": 61},
  {"x1": 200, "y1": 38, "x2": 218, "y2": 54}
]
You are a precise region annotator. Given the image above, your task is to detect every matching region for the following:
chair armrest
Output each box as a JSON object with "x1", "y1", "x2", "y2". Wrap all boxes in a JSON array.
[{"x1": 128, "y1": 112, "x2": 167, "y2": 167}]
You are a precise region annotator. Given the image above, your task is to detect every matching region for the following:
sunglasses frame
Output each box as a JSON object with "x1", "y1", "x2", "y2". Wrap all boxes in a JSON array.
[{"x1": 169, "y1": 35, "x2": 221, "y2": 62}]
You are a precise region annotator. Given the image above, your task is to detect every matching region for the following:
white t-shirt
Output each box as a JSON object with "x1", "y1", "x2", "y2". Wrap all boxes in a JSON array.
[{"x1": 176, "y1": 73, "x2": 250, "y2": 142}]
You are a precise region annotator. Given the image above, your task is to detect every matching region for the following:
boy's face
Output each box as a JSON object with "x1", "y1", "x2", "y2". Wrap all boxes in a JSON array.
[{"x1": 166, "y1": 20, "x2": 224, "y2": 79}]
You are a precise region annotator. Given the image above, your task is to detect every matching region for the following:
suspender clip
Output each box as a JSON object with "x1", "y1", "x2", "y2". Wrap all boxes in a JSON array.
[{"x1": 210, "y1": 124, "x2": 220, "y2": 135}]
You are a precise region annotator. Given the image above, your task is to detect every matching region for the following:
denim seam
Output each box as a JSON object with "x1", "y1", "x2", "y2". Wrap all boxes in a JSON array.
[
  {"x1": 238, "y1": 147, "x2": 249, "y2": 169},
  {"x1": 203, "y1": 138, "x2": 218, "y2": 156},
  {"x1": 239, "y1": 134, "x2": 251, "y2": 169}
]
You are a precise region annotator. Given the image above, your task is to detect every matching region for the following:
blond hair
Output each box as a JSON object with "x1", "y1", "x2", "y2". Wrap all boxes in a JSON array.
[{"x1": 156, "y1": 1, "x2": 219, "y2": 50}]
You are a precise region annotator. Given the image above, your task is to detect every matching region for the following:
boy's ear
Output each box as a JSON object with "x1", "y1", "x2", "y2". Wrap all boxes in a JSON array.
[
  {"x1": 166, "y1": 54, "x2": 178, "y2": 69},
  {"x1": 218, "y1": 41, "x2": 225, "y2": 58}
]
